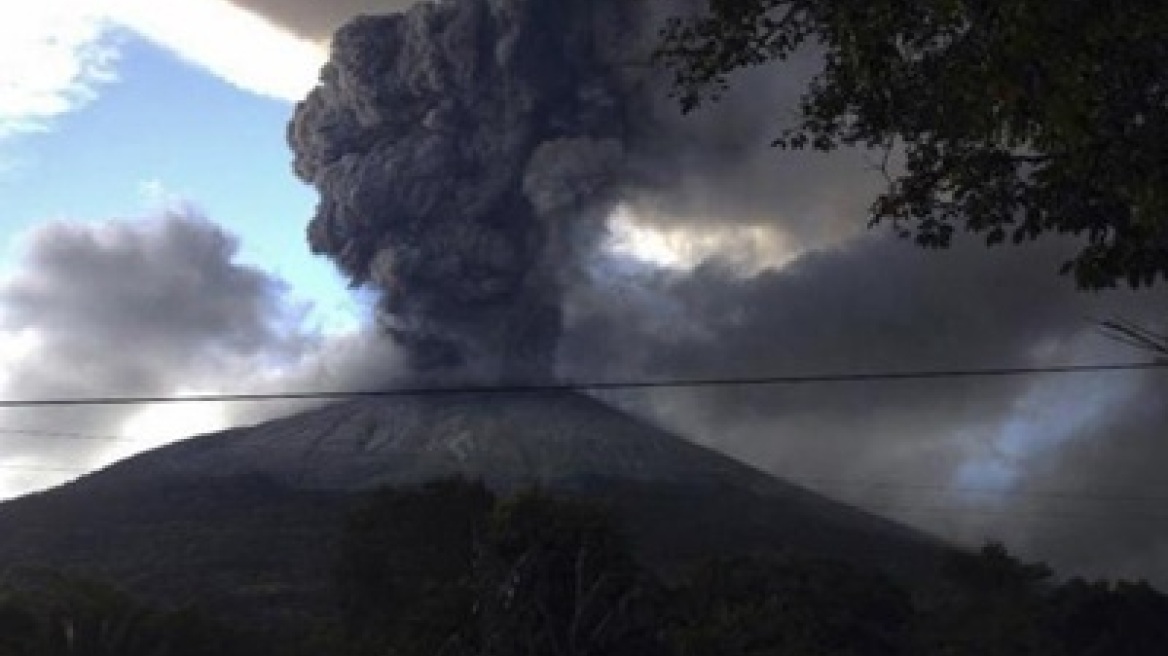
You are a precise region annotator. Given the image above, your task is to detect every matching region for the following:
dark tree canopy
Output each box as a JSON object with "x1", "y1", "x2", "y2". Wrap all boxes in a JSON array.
[
  {"x1": 334, "y1": 479, "x2": 494, "y2": 655},
  {"x1": 0, "y1": 573, "x2": 263, "y2": 656},
  {"x1": 657, "y1": 0, "x2": 1168, "y2": 289},
  {"x1": 321, "y1": 480, "x2": 1168, "y2": 656},
  {"x1": 332, "y1": 481, "x2": 665, "y2": 656},
  {"x1": 670, "y1": 555, "x2": 912, "y2": 656}
]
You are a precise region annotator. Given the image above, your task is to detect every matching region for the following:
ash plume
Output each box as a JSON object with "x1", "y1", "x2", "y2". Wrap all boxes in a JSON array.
[
  {"x1": 289, "y1": 0, "x2": 650, "y2": 380},
  {"x1": 281, "y1": 0, "x2": 1168, "y2": 583}
]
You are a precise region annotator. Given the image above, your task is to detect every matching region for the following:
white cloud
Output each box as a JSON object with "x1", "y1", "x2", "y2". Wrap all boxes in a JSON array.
[
  {"x1": 103, "y1": 0, "x2": 325, "y2": 102},
  {"x1": 604, "y1": 204, "x2": 798, "y2": 275},
  {"x1": 0, "y1": 0, "x2": 324, "y2": 144},
  {"x1": 0, "y1": 1, "x2": 119, "y2": 138}
]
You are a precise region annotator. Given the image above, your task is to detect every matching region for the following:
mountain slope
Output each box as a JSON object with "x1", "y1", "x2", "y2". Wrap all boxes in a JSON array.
[
  {"x1": 0, "y1": 391, "x2": 951, "y2": 616},
  {"x1": 107, "y1": 391, "x2": 796, "y2": 491}
]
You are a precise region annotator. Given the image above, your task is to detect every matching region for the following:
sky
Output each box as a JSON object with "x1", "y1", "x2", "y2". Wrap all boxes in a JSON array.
[
  {"x1": 0, "y1": 0, "x2": 385, "y2": 491},
  {"x1": 1, "y1": 0, "x2": 1167, "y2": 584}
]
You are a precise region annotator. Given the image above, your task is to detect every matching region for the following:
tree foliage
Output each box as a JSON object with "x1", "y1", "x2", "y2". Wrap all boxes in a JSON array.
[
  {"x1": 333, "y1": 480, "x2": 664, "y2": 656},
  {"x1": 326, "y1": 483, "x2": 1168, "y2": 656},
  {"x1": 1051, "y1": 578, "x2": 1168, "y2": 656},
  {"x1": 334, "y1": 478, "x2": 494, "y2": 655},
  {"x1": 670, "y1": 554, "x2": 911, "y2": 656},
  {"x1": 6, "y1": 528, "x2": 1167, "y2": 656},
  {"x1": 915, "y1": 543, "x2": 1061, "y2": 655},
  {"x1": 913, "y1": 543, "x2": 1168, "y2": 656},
  {"x1": 477, "y1": 492, "x2": 666, "y2": 656},
  {"x1": 656, "y1": 0, "x2": 1168, "y2": 288},
  {"x1": 0, "y1": 572, "x2": 260, "y2": 656}
]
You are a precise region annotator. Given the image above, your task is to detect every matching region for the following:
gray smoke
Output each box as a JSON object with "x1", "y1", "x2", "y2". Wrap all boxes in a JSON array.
[
  {"x1": 288, "y1": 0, "x2": 665, "y2": 380},
  {"x1": 0, "y1": 212, "x2": 406, "y2": 498},
  {"x1": 0, "y1": 213, "x2": 309, "y2": 481},
  {"x1": 281, "y1": 0, "x2": 1168, "y2": 583},
  {"x1": 562, "y1": 233, "x2": 1168, "y2": 583}
]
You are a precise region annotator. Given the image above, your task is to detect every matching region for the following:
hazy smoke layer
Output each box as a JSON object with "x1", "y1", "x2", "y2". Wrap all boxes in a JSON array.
[
  {"x1": 279, "y1": 0, "x2": 1168, "y2": 583},
  {"x1": 289, "y1": 0, "x2": 648, "y2": 380},
  {"x1": 564, "y1": 233, "x2": 1168, "y2": 583}
]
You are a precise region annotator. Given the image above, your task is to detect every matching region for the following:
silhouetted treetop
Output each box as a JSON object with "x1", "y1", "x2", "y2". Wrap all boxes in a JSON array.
[{"x1": 657, "y1": 0, "x2": 1168, "y2": 288}]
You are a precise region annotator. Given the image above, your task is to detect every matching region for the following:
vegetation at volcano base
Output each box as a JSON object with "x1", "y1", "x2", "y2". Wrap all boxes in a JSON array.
[{"x1": 4, "y1": 480, "x2": 1168, "y2": 655}]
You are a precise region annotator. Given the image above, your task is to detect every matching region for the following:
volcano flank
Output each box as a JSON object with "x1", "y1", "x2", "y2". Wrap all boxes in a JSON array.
[{"x1": 0, "y1": 392, "x2": 950, "y2": 619}]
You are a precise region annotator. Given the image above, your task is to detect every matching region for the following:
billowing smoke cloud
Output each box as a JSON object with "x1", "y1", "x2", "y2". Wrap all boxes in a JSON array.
[
  {"x1": 282, "y1": 0, "x2": 1168, "y2": 583},
  {"x1": 287, "y1": 0, "x2": 881, "y2": 380},
  {"x1": 0, "y1": 213, "x2": 305, "y2": 397},
  {"x1": 563, "y1": 232, "x2": 1168, "y2": 583},
  {"x1": 289, "y1": 0, "x2": 651, "y2": 380},
  {"x1": 0, "y1": 211, "x2": 401, "y2": 498}
]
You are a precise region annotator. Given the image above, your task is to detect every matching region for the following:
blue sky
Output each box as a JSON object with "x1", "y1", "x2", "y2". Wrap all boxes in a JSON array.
[
  {"x1": 0, "y1": 0, "x2": 381, "y2": 497},
  {"x1": 1, "y1": 25, "x2": 356, "y2": 333}
]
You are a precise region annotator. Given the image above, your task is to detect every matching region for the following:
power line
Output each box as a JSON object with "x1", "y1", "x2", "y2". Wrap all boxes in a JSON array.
[
  {"x1": 0, "y1": 464, "x2": 84, "y2": 473},
  {"x1": 3, "y1": 455, "x2": 1168, "y2": 525},
  {"x1": 865, "y1": 503, "x2": 1168, "y2": 525},
  {"x1": 0, "y1": 360, "x2": 1163, "y2": 408},
  {"x1": 2, "y1": 471, "x2": 1164, "y2": 526},
  {"x1": 5, "y1": 456, "x2": 1168, "y2": 522},
  {"x1": 800, "y1": 477, "x2": 1168, "y2": 507},
  {"x1": 4, "y1": 459, "x2": 1165, "y2": 510},
  {"x1": 0, "y1": 428, "x2": 136, "y2": 442}
]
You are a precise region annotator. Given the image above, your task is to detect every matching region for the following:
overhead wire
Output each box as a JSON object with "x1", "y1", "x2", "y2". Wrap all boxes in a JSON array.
[
  {"x1": 4, "y1": 460, "x2": 1168, "y2": 523},
  {"x1": 798, "y1": 477, "x2": 1168, "y2": 507},
  {"x1": 9, "y1": 446, "x2": 1167, "y2": 510},
  {"x1": 0, "y1": 359, "x2": 1162, "y2": 408},
  {"x1": 0, "y1": 428, "x2": 137, "y2": 442},
  {"x1": 0, "y1": 359, "x2": 1164, "y2": 525},
  {"x1": 0, "y1": 464, "x2": 86, "y2": 473}
]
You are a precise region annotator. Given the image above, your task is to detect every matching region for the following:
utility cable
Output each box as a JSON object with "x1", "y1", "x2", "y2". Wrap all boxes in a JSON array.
[
  {"x1": 0, "y1": 428, "x2": 137, "y2": 442},
  {"x1": 0, "y1": 360, "x2": 1163, "y2": 408},
  {"x1": 6, "y1": 462, "x2": 1168, "y2": 519}
]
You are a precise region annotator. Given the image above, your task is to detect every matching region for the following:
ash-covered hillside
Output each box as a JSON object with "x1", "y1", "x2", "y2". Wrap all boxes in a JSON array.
[{"x1": 0, "y1": 392, "x2": 950, "y2": 614}]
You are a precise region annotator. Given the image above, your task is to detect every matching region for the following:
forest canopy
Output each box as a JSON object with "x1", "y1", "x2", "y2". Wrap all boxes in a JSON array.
[{"x1": 656, "y1": 0, "x2": 1168, "y2": 289}]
